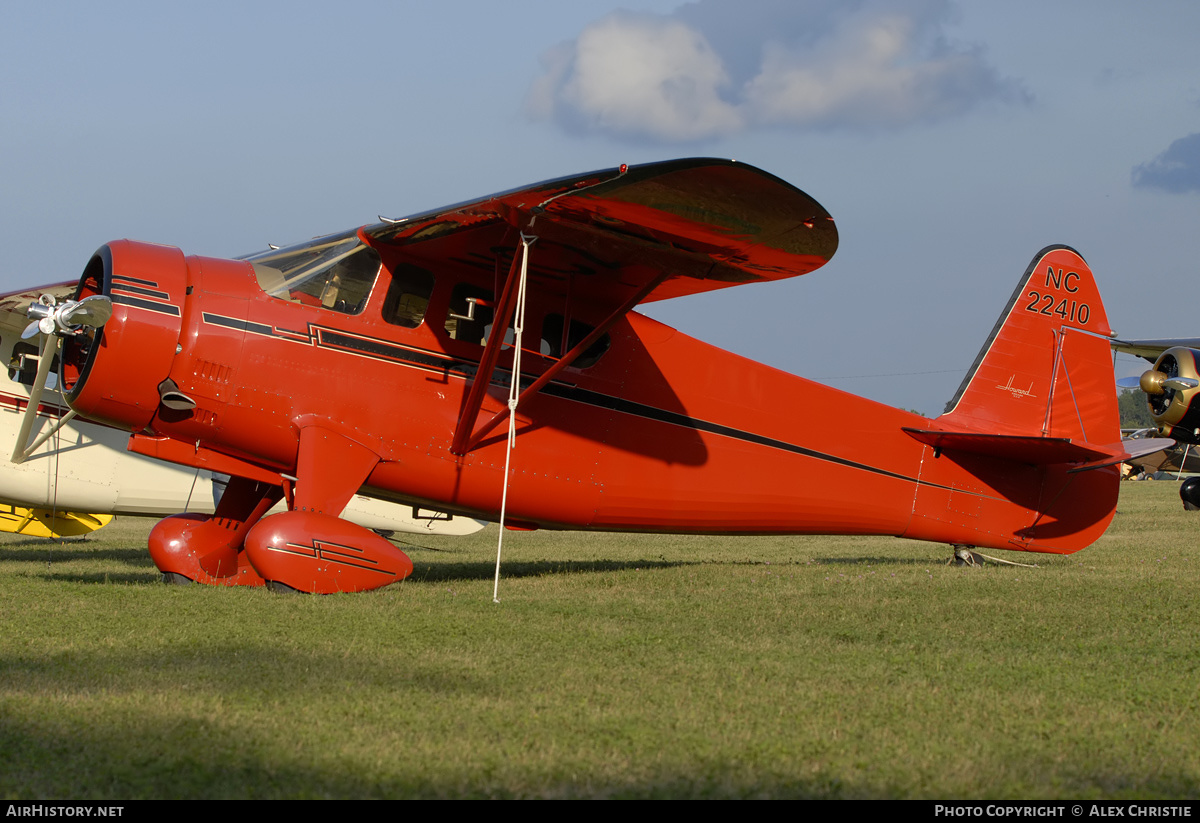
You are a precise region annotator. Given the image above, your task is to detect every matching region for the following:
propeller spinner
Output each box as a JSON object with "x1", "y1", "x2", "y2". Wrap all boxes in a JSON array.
[{"x1": 1116, "y1": 372, "x2": 1200, "y2": 393}]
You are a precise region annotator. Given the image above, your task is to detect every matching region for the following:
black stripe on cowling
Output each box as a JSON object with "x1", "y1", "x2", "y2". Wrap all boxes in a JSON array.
[{"x1": 112, "y1": 295, "x2": 180, "y2": 316}]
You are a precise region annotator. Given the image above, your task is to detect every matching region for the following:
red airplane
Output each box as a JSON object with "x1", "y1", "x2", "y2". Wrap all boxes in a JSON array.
[{"x1": 20, "y1": 158, "x2": 1165, "y2": 592}]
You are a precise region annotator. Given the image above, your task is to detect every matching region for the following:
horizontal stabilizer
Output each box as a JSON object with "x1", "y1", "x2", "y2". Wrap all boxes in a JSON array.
[
  {"x1": 902, "y1": 428, "x2": 1174, "y2": 472},
  {"x1": 903, "y1": 428, "x2": 1108, "y2": 463}
]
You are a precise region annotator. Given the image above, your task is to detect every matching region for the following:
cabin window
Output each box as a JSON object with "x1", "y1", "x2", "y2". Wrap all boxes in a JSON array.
[
  {"x1": 382, "y1": 264, "x2": 435, "y2": 328},
  {"x1": 247, "y1": 230, "x2": 381, "y2": 315},
  {"x1": 444, "y1": 284, "x2": 494, "y2": 345},
  {"x1": 541, "y1": 314, "x2": 610, "y2": 369}
]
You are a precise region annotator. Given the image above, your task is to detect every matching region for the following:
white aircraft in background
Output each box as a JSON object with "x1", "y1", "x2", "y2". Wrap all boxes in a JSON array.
[{"x1": 0, "y1": 282, "x2": 485, "y2": 539}]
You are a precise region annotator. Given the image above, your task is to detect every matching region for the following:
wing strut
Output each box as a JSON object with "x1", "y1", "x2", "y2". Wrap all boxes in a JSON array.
[
  {"x1": 449, "y1": 234, "x2": 537, "y2": 456},
  {"x1": 1043, "y1": 328, "x2": 1066, "y2": 437},
  {"x1": 11, "y1": 336, "x2": 77, "y2": 465},
  {"x1": 465, "y1": 268, "x2": 669, "y2": 454}
]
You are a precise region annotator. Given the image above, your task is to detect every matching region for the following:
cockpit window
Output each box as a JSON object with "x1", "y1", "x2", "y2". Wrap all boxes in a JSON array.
[
  {"x1": 382, "y1": 264, "x2": 435, "y2": 329},
  {"x1": 247, "y1": 230, "x2": 381, "y2": 315}
]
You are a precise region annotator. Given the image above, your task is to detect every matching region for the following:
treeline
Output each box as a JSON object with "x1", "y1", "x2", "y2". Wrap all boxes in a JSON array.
[{"x1": 1119, "y1": 389, "x2": 1154, "y2": 429}]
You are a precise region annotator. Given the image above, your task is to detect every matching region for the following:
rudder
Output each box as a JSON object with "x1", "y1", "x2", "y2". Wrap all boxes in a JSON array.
[
  {"x1": 939, "y1": 245, "x2": 1119, "y2": 446},
  {"x1": 902, "y1": 246, "x2": 1123, "y2": 555}
]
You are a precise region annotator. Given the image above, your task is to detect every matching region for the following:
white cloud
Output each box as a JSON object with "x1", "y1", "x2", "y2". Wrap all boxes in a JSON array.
[
  {"x1": 1132, "y1": 133, "x2": 1200, "y2": 194},
  {"x1": 530, "y1": 13, "x2": 743, "y2": 142},
  {"x1": 528, "y1": 0, "x2": 1026, "y2": 142}
]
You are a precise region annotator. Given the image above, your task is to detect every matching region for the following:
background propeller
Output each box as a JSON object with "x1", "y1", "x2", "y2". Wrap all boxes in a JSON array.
[{"x1": 1116, "y1": 371, "x2": 1199, "y2": 394}]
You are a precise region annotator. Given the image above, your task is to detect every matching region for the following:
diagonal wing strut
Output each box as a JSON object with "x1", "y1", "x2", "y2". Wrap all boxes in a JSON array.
[
  {"x1": 447, "y1": 230, "x2": 668, "y2": 456},
  {"x1": 449, "y1": 232, "x2": 537, "y2": 456}
]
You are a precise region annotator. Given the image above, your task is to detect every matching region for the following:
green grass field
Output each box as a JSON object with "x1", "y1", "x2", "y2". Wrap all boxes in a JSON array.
[{"x1": 1, "y1": 482, "x2": 1198, "y2": 799}]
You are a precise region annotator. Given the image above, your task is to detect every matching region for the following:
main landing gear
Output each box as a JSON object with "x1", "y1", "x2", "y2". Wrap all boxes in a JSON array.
[{"x1": 148, "y1": 427, "x2": 413, "y2": 593}]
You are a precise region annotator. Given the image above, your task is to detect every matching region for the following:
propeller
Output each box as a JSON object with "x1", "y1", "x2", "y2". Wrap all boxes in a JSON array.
[
  {"x1": 1116, "y1": 370, "x2": 1200, "y2": 395},
  {"x1": 11, "y1": 293, "x2": 113, "y2": 465},
  {"x1": 21, "y1": 294, "x2": 113, "y2": 340}
]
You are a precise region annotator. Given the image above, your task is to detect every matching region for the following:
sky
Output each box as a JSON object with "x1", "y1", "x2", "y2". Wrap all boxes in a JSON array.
[{"x1": 3, "y1": 0, "x2": 1198, "y2": 416}]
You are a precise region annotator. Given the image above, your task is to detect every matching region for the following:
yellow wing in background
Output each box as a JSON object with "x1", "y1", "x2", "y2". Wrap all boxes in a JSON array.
[{"x1": 0, "y1": 504, "x2": 112, "y2": 538}]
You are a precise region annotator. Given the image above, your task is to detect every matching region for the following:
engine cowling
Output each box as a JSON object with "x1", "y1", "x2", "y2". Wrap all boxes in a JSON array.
[
  {"x1": 1138, "y1": 347, "x2": 1200, "y2": 444},
  {"x1": 62, "y1": 241, "x2": 188, "y2": 432}
]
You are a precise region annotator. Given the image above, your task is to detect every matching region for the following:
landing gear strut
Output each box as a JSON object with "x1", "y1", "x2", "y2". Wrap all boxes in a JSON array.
[
  {"x1": 949, "y1": 545, "x2": 987, "y2": 567},
  {"x1": 947, "y1": 544, "x2": 1039, "y2": 568}
]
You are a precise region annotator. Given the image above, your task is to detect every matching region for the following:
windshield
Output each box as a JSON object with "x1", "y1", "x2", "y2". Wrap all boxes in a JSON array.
[{"x1": 246, "y1": 230, "x2": 381, "y2": 315}]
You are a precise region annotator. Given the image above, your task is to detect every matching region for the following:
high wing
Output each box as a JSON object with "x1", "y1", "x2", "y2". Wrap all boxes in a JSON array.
[
  {"x1": 0, "y1": 282, "x2": 77, "y2": 319},
  {"x1": 364, "y1": 158, "x2": 838, "y2": 308},
  {"x1": 1112, "y1": 337, "x2": 1200, "y2": 361}
]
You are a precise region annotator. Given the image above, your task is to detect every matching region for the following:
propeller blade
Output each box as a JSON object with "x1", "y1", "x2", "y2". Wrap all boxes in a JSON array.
[
  {"x1": 1116, "y1": 376, "x2": 1144, "y2": 389},
  {"x1": 59, "y1": 295, "x2": 113, "y2": 329},
  {"x1": 1164, "y1": 377, "x2": 1200, "y2": 391}
]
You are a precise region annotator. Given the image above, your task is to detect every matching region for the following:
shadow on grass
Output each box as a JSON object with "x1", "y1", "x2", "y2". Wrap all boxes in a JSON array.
[
  {"x1": 24, "y1": 558, "x2": 699, "y2": 588},
  {"x1": 1, "y1": 703, "x2": 1197, "y2": 799},
  {"x1": 411, "y1": 558, "x2": 691, "y2": 583},
  {"x1": 0, "y1": 536, "x2": 95, "y2": 548},
  {"x1": 35, "y1": 570, "x2": 160, "y2": 586},
  {"x1": 813, "y1": 556, "x2": 937, "y2": 567},
  {"x1": 0, "y1": 544, "x2": 151, "y2": 565},
  {"x1": 27, "y1": 555, "x2": 904, "y2": 588},
  {"x1": 0, "y1": 706, "x2": 832, "y2": 798},
  {"x1": 411, "y1": 555, "x2": 859, "y2": 582},
  {"x1": 391, "y1": 539, "x2": 462, "y2": 553},
  {"x1": 27, "y1": 556, "x2": 858, "y2": 589}
]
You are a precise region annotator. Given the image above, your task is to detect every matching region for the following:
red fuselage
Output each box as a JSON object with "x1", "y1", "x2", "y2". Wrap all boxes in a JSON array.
[{"x1": 62, "y1": 238, "x2": 1117, "y2": 555}]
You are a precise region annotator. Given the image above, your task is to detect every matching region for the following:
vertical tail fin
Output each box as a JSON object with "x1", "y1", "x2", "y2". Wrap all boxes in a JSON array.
[
  {"x1": 903, "y1": 246, "x2": 1123, "y2": 554},
  {"x1": 939, "y1": 245, "x2": 1119, "y2": 446}
]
